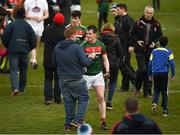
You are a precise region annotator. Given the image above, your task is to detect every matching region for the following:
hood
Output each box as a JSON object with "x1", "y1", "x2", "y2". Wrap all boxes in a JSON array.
[
  {"x1": 123, "y1": 113, "x2": 145, "y2": 127},
  {"x1": 57, "y1": 40, "x2": 76, "y2": 49}
]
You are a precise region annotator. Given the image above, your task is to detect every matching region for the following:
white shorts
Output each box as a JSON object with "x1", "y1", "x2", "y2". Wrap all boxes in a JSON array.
[{"x1": 83, "y1": 72, "x2": 105, "y2": 89}]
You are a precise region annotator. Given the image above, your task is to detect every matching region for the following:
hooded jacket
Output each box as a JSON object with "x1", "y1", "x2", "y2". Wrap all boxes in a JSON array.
[
  {"x1": 53, "y1": 40, "x2": 93, "y2": 80},
  {"x1": 111, "y1": 113, "x2": 162, "y2": 134}
]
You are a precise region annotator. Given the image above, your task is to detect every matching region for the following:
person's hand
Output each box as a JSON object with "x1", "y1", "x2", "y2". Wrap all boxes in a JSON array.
[
  {"x1": 128, "y1": 46, "x2": 134, "y2": 53},
  {"x1": 137, "y1": 40, "x2": 144, "y2": 47},
  {"x1": 103, "y1": 71, "x2": 110, "y2": 79},
  {"x1": 149, "y1": 42, "x2": 155, "y2": 48},
  {"x1": 170, "y1": 76, "x2": 175, "y2": 81},
  {"x1": 149, "y1": 76, "x2": 153, "y2": 81},
  {"x1": 88, "y1": 53, "x2": 96, "y2": 59}
]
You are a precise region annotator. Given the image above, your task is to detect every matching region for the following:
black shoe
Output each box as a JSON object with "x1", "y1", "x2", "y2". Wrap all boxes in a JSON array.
[
  {"x1": 44, "y1": 100, "x2": 52, "y2": 105},
  {"x1": 64, "y1": 125, "x2": 71, "y2": 131},
  {"x1": 106, "y1": 102, "x2": 113, "y2": 110},
  {"x1": 70, "y1": 121, "x2": 82, "y2": 128},
  {"x1": 163, "y1": 110, "x2": 169, "y2": 116},
  {"x1": 101, "y1": 121, "x2": 108, "y2": 130}
]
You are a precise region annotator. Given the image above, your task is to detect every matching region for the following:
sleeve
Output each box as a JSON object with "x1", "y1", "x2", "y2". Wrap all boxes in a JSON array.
[
  {"x1": 1, "y1": 24, "x2": 12, "y2": 48},
  {"x1": 101, "y1": 42, "x2": 107, "y2": 56},
  {"x1": 52, "y1": 46, "x2": 57, "y2": 66},
  {"x1": 154, "y1": 22, "x2": 163, "y2": 43},
  {"x1": 169, "y1": 52, "x2": 175, "y2": 77},
  {"x1": 129, "y1": 21, "x2": 139, "y2": 46},
  {"x1": 78, "y1": 46, "x2": 92, "y2": 67},
  {"x1": 148, "y1": 53, "x2": 153, "y2": 76}
]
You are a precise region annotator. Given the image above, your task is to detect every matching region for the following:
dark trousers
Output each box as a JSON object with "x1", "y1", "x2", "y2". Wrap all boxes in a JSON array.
[
  {"x1": 152, "y1": 0, "x2": 160, "y2": 10},
  {"x1": 135, "y1": 52, "x2": 152, "y2": 96},
  {"x1": 44, "y1": 67, "x2": 61, "y2": 102},
  {"x1": 119, "y1": 48, "x2": 136, "y2": 91},
  {"x1": 153, "y1": 73, "x2": 168, "y2": 111},
  {"x1": 106, "y1": 64, "x2": 119, "y2": 102},
  {"x1": 98, "y1": 11, "x2": 108, "y2": 32}
]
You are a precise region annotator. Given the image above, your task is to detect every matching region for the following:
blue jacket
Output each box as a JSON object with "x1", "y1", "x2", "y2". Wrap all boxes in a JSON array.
[
  {"x1": 148, "y1": 46, "x2": 175, "y2": 77},
  {"x1": 53, "y1": 40, "x2": 93, "y2": 80},
  {"x1": 2, "y1": 18, "x2": 36, "y2": 54}
]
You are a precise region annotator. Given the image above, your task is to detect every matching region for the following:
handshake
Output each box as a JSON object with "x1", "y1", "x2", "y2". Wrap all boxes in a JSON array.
[{"x1": 87, "y1": 53, "x2": 96, "y2": 59}]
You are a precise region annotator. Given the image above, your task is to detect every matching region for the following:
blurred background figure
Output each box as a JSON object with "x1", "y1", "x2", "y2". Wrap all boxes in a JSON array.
[
  {"x1": 24, "y1": 0, "x2": 49, "y2": 69},
  {"x1": 77, "y1": 123, "x2": 93, "y2": 135},
  {"x1": 111, "y1": 97, "x2": 162, "y2": 134},
  {"x1": 110, "y1": 3, "x2": 117, "y2": 18},
  {"x1": 96, "y1": 0, "x2": 113, "y2": 32},
  {"x1": 58, "y1": 0, "x2": 72, "y2": 26},
  {"x1": 152, "y1": 0, "x2": 160, "y2": 10},
  {"x1": 71, "y1": 0, "x2": 80, "y2": 12}
]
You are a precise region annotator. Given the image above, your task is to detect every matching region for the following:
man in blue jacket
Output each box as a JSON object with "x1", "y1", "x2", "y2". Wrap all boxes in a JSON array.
[
  {"x1": 148, "y1": 36, "x2": 175, "y2": 116},
  {"x1": 53, "y1": 26, "x2": 95, "y2": 131},
  {"x1": 2, "y1": 5, "x2": 36, "y2": 96}
]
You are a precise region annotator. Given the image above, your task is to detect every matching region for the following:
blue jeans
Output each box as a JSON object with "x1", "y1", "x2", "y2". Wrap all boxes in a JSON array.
[
  {"x1": 8, "y1": 53, "x2": 29, "y2": 92},
  {"x1": 59, "y1": 78, "x2": 89, "y2": 127}
]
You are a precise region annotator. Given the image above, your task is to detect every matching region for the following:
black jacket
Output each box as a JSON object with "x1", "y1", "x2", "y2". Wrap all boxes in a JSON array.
[
  {"x1": 42, "y1": 23, "x2": 65, "y2": 68},
  {"x1": 111, "y1": 113, "x2": 162, "y2": 134},
  {"x1": 98, "y1": 32, "x2": 122, "y2": 66},
  {"x1": 130, "y1": 16, "x2": 163, "y2": 53},
  {"x1": 53, "y1": 40, "x2": 93, "y2": 80},
  {"x1": 2, "y1": 18, "x2": 36, "y2": 54},
  {"x1": 114, "y1": 14, "x2": 135, "y2": 48}
]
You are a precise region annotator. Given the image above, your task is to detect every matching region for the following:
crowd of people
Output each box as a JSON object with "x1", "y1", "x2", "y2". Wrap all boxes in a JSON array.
[{"x1": 0, "y1": 0, "x2": 175, "y2": 133}]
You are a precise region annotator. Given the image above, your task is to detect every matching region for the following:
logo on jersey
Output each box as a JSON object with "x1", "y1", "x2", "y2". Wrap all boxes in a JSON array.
[{"x1": 32, "y1": 6, "x2": 41, "y2": 13}]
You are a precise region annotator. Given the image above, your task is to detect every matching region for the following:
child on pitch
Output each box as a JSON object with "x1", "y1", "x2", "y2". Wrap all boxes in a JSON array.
[{"x1": 148, "y1": 36, "x2": 175, "y2": 116}]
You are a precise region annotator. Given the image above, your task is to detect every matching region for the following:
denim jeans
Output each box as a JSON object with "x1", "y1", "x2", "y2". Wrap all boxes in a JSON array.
[
  {"x1": 59, "y1": 78, "x2": 89, "y2": 126},
  {"x1": 153, "y1": 73, "x2": 168, "y2": 110},
  {"x1": 8, "y1": 53, "x2": 29, "y2": 92}
]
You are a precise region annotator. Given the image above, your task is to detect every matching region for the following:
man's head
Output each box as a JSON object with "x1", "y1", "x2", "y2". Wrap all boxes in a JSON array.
[
  {"x1": 159, "y1": 36, "x2": 168, "y2": 47},
  {"x1": 116, "y1": 3, "x2": 127, "y2": 16},
  {"x1": 110, "y1": 3, "x2": 118, "y2": 17},
  {"x1": 86, "y1": 25, "x2": 98, "y2": 43},
  {"x1": 13, "y1": 5, "x2": 25, "y2": 19},
  {"x1": 144, "y1": 5, "x2": 154, "y2": 21},
  {"x1": 71, "y1": 10, "x2": 81, "y2": 26},
  {"x1": 124, "y1": 97, "x2": 139, "y2": 114},
  {"x1": 64, "y1": 26, "x2": 76, "y2": 40}
]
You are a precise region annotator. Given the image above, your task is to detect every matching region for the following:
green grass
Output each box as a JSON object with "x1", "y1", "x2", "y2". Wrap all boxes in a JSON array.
[{"x1": 1, "y1": 0, "x2": 180, "y2": 134}]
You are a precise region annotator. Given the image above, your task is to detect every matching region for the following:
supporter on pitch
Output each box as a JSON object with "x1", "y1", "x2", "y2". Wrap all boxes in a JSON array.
[
  {"x1": 98, "y1": 23, "x2": 122, "y2": 110},
  {"x1": 115, "y1": 3, "x2": 136, "y2": 92},
  {"x1": 53, "y1": 26, "x2": 95, "y2": 131},
  {"x1": 130, "y1": 5, "x2": 162, "y2": 98},
  {"x1": 148, "y1": 36, "x2": 175, "y2": 116},
  {"x1": 81, "y1": 25, "x2": 110, "y2": 130},
  {"x1": 2, "y1": 5, "x2": 36, "y2": 96},
  {"x1": 24, "y1": 0, "x2": 49, "y2": 69},
  {"x1": 42, "y1": 13, "x2": 65, "y2": 105},
  {"x1": 111, "y1": 97, "x2": 162, "y2": 134},
  {"x1": 66, "y1": 10, "x2": 86, "y2": 44}
]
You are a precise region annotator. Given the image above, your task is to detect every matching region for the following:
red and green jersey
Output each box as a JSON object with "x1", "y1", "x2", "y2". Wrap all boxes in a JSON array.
[
  {"x1": 81, "y1": 40, "x2": 106, "y2": 75},
  {"x1": 66, "y1": 24, "x2": 86, "y2": 44}
]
